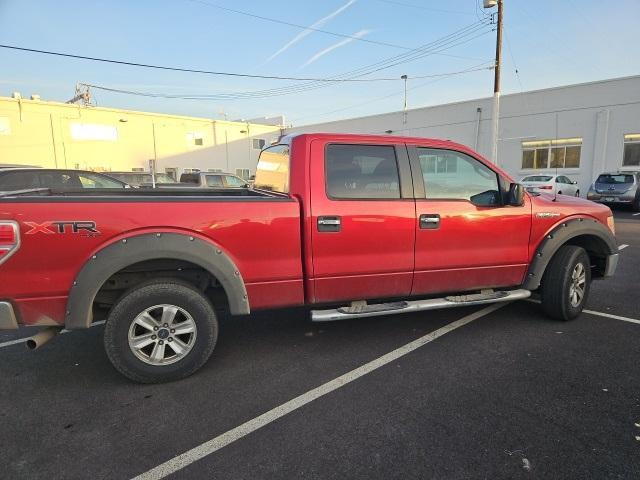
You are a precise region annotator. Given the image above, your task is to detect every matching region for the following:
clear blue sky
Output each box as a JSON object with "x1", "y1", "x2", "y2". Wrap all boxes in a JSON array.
[{"x1": 1, "y1": 0, "x2": 638, "y2": 125}]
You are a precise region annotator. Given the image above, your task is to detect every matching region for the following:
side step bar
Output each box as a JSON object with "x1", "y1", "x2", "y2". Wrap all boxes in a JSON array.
[{"x1": 311, "y1": 289, "x2": 531, "y2": 322}]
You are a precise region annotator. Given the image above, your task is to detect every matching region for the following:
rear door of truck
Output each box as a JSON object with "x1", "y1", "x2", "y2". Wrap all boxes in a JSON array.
[{"x1": 308, "y1": 138, "x2": 415, "y2": 303}]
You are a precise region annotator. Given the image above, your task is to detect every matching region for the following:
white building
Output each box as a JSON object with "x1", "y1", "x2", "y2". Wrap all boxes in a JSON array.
[{"x1": 289, "y1": 75, "x2": 640, "y2": 195}]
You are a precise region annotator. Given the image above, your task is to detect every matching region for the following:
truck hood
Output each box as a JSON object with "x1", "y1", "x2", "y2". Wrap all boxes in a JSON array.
[{"x1": 529, "y1": 192, "x2": 613, "y2": 225}]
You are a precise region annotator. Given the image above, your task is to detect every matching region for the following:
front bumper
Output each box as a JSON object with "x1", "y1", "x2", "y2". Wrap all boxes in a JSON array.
[
  {"x1": 604, "y1": 253, "x2": 619, "y2": 277},
  {"x1": 0, "y1": 301, "x2": 19, "y2": 330}
]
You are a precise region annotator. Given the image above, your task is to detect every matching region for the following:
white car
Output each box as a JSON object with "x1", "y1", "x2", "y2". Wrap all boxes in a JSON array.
[{"x1": 520, "y1": 174, "x2": 580, "y2": 196}]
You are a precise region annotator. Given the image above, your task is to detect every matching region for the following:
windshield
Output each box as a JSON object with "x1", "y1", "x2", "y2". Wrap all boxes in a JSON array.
[
  {"x1": 596, "y1": 174, "x2": 634, "y2": 184},
  {"x1": 522, "y1": 175, "x2": 553, "y2": 182},
  {"x1": 254, "y1": 144, "x2": 290, "y2": 193}
]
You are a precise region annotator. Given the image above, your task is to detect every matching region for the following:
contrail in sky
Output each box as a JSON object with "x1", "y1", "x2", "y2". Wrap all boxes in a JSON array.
[
  {"x1": 265, "y1": 0, "x2": 358, "y2": 63},
  {"x1": 301, "y1": 29, "x2": 371, "y2": 68}
]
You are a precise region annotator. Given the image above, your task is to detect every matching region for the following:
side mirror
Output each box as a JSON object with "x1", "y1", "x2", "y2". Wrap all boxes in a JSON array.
[{"x1": 508, "y1": 183, "x2": 525, "y2": 206}]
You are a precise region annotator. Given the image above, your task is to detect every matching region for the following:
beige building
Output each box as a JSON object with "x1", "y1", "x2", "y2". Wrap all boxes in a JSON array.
[{"x1": 0, "y1": 94, "x2": 283, "y2": 179}]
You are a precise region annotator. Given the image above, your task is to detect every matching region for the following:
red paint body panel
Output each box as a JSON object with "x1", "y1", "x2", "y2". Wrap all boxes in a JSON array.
[
  {"x1": 0, "y1": 201, "x2": 303, "y2": 325},
  {"x1": 413, "y1": 198, "x2": 531, "y2": 294},
  {"x1": 0, "y1": 133, "x2": 615, "y2": 328}
]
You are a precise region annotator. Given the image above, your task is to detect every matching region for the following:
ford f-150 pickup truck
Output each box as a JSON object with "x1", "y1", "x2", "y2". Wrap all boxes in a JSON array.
[{"x1": 0, "y1": 133, "x2": 618, "y2": 383}]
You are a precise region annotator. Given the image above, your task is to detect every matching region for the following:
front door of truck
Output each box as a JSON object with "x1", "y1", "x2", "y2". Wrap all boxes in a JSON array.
[
  {"x1": 309, "y1": 140, "x2": 415, "y2": 303},
  {"x1": 409, "y1": 146, "x2": 531, "y2": 295}
]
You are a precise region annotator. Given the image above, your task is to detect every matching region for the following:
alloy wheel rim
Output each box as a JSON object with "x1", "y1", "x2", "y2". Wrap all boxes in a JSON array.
[
  {"x1": 568, "y1": 262, "x2": 586, "y2": 308},
  {"x1": 127, "y1": 304, "x2": 197, "y2": 366}
]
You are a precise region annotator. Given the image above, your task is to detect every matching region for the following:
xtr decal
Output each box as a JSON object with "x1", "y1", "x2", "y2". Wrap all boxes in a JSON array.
[{"x1": 24, "y1": 221, "x2": 100, "y2": 236}]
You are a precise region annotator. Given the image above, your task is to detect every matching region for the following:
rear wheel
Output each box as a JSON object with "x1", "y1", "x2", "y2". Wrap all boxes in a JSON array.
[
  {"x1": 540, "y1": 245, "x2": 591, "y2": 321},
  {"x1": 104, "y1": 280, "x2": 218, "y2": 383},
  {"x1": 575, "y1": 190, "x2": 580, "y2": 197}
]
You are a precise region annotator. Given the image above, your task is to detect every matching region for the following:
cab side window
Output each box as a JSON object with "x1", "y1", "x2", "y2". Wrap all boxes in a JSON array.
[
  {"x1": 325, "y1": 144, "x2": 400, "y2": 199},
  {"x1": 416, "y1": 148, "x2": 500, "y2": 206},
  {"x1": 206, "y1": 175, "x2": 224, "y2": 187}
]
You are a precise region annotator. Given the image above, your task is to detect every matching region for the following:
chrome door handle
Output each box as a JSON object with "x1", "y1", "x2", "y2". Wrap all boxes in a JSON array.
[
  {"x1": 419, "y1": 214, "x2": 440, "y2": 229},
  {"x1": 318, "y1": 216, "x2": 341, "y2": 232}
]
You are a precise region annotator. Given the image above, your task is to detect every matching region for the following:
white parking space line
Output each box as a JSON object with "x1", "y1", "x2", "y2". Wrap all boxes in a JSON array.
[
  {"x1": 583, "y1": 309, "x2": 640, "y2": 325},
  {"x1": 526, "y1": 299, "x2": 640, "y2": 325},
  {"x1": 633, "y1": 212, "x2": 640, "y2": 216},
  {"x1": 618, "y1": 244, "x2": 629, "y2": 250},
  {"x1": 131, "y1": 303, "x2": 506, "y2": 480},
  {"x1": 0, "y1": 320, "x2": 105, "y2": 349}
]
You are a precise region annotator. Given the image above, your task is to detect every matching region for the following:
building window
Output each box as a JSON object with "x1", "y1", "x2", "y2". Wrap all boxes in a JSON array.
[
  {"x1": 0, "y1": 117, "x2": 10, "y2": 135},
  {"x1": 208, "y1": 169, "x2": 223, "y2": 173},
  {"x1": 521, "y1": 138, "x2": 582, "y2": 169},
  {"x1": 623, "y1": 134, "x2": 640, "y2": 167},
  {"x1": 70, "y1": 123, "x2": 118, "y2": 141},
  {"x1": 183, "y1": 168, "x2": 201, "y2": 174},
  {"x1": 236, "y1": 168, "x2": 250, "y2": 180},
  {"x1": 186, "y1": 132, "x2": 204, "y2": 146},
  {"x1": 252, "y1": 138, "x2": 266, "y2": 150}
]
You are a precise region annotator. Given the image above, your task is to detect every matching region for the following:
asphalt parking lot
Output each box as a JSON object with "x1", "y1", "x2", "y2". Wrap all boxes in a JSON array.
[{"x1": 1, "y1": 209, "x2": 639, "y2": 480}]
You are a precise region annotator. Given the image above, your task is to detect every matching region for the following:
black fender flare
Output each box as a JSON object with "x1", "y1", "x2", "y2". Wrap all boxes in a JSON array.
[
  {"x1": 523, "y1": 217, "x2": 618, "y2": 290},
  {"x1": 65, "y1": 232, "x2": 249, "y2": 329}
]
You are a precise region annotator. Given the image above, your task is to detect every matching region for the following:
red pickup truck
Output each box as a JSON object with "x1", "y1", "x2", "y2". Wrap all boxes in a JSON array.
[{"x1": 0, "y1": 133, "x2": 618, "y2": 383}]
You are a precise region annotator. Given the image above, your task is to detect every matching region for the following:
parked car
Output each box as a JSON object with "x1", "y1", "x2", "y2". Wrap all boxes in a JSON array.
[
  {"x1": 183, "y1": 172, "x2": 248, "y2": 188},
  {"x1": 587, "y1": 172, "x2": 640, "y2": 211},
  {"x1": 0, "y1": 133, "x2": 617, "y2": 383},
  {"x1": 520, "y1": 174, "x2": 580, "y2": 196},
  {"x1": 140, "y1": 172, "x2": 249, "y2": 189},
  {"x1": 105, "y1": 171, "x2": 176, "y2": 187},
  {"x1": 0, "y1": 168, "x2": 128, "y2": 191}
]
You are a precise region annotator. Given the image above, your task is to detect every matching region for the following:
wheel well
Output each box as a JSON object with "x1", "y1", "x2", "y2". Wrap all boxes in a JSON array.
[
  {"x1": 564, "y1": 234, "x2": 609, "y2": 277},
  {"x1": 93, "y1": 258, "x2": 230, "y2": 313}
]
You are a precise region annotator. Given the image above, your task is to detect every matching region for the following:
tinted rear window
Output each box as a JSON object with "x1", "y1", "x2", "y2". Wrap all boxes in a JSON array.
[
  {"x1": 254, "y1": 144, "x2": 290, "y2": 193},
  {"x1": 325, "y1": 144, "x2": 400, "y2": 199},
  {"x1": 596, "y1": 174, "x2": 634, "y2": 184},
  {"x1": 522, "y1": 175, "x2": 552, "y2": 182}
]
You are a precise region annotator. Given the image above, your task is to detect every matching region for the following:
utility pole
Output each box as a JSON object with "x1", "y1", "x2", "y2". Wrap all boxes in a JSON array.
[
  {"x1": 484, "y1": 0, "x2": 503, "y2": 166},
  {"x1": 401, "y1": 74, "x2": 408, "y2": 124}
]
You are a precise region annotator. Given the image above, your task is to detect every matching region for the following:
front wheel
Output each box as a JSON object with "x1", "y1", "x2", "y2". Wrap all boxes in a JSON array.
[
  {"x1": 104, "y1": 280, "x2": 218, "y2": 383},
  {"x1": 575, "y1": 190, "x2": 580, "y2": 197},
  {"x1": 540, "y1": 245, "x2": 591, "y2": 321}
]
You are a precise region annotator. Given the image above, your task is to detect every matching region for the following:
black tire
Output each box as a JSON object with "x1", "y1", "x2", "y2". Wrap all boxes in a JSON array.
[
  {"x1": 540, "y1": 245, "x2": 591, "y2": 321},
  {"x1": 633, "y1": 196, "x2": 640, "y2": 212},
  {"x1": 575, "y1": 190, "x2": 580, "y2": 197},
  {"x1": 104, "y1": 279, "x2": 218, "y2": 383}
]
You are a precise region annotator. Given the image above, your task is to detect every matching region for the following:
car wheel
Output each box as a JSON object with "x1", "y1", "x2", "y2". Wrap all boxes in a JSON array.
[
  {"x1": 575, "y1": 190, "x2": 580, "y2": 197},
  {"x1": 540, "y1": 245, "x2": 591, "y2": 321},
  {"x1": 104, "y1": 279, "x2": 218, "y2": 383},
  {"x1": 557, "y1": 191, "x2": 563, "y2": 195}
]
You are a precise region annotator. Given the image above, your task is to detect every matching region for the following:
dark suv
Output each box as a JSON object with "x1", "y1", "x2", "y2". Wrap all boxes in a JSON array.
[{"x1": 0, "y1": 168, "x2": 128, "y2": 192}]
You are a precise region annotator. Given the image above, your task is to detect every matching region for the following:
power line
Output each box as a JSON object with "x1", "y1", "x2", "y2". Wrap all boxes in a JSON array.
[
  {"x1": 186, "y1": 0, "x2": 408, "y2": 50},
  {"x1": 185, "y1": 0, "x2": 483, "y2": 61},
  {"x1": 0, "y1": 19, "x2": 489, "y2": 86},
  {"x1": 0, "y1": 19, "x2": 491, "y2": 101},
  {"x1": 191, "y1": 20, "x2": 492, "y2": 100},
  {"x1": 84, "y1": 64, "x2": 495, "y2": 102},
  {"x1": 0, "y1": 43, "x2": 402, "y2": 82},
  {"x1": 373, "y1": 0, "x2": 475, "y2": 15},
  {"x1": 292, "y1": 63, "x2": 494, "y2": 124}
]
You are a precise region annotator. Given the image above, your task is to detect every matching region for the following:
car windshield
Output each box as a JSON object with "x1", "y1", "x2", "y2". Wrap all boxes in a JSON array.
[
  {"x1": 522, "y1": 175, "x2": 553, "y2": 182},
  {"x1": 596, "y1": 174, "x2": 634, "y2": 184}
]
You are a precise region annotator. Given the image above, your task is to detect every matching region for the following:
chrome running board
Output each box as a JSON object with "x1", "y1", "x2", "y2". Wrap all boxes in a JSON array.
[{"x1": 311, "y1": 289, "x2": 531, "y2": 322}]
